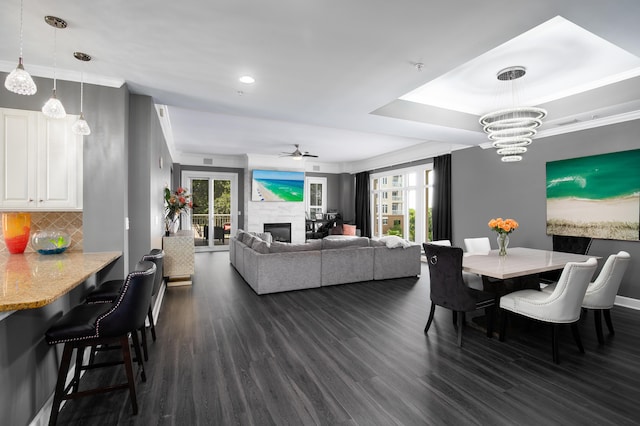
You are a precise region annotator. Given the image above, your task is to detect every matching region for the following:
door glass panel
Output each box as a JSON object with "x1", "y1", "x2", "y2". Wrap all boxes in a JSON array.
[
  {"x1": 213, "y1": 179, "x2": 231, "y2": 246},
  {"x1": 191, "y1": 179, "x2": 209, "y2": 247}
]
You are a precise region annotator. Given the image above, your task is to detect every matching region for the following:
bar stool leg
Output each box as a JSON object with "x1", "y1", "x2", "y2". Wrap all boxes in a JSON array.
[
  {"x1": 130, "y1": 331, "x2": 146, "y2": 382},
  {"x1": 120, "y1": 336, "x2": 138, "y2": 415},
  {"x1": 49, "y1": 343, "x2": 74, "y2": 426},
  {"x1": 148, "y1": 306, "x2": 157, "y2": 342}
]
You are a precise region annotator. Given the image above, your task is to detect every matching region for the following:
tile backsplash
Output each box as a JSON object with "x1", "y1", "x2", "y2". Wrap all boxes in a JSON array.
[{"x1": 0, "y1": 212, "x2": 83, "y2": 254}]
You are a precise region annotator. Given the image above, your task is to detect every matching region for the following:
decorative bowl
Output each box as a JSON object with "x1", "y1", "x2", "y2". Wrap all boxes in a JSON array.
[{"x1": 31, "y1": 230, "x2": 71, "y2": 255}]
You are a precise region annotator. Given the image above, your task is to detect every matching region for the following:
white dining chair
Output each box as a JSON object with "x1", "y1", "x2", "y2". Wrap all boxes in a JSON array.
[
  {"x1": 542, "y1": 251, "x2": 630, "y2": 345},
  {"x1": 426, "y1": 240, "x2": 483, "y2": 290},
  {"x1": 499, "y1": 257, "x2": 598, "y2": 364},
  {"x1": 464, "y1": 237, "x2": 491, "y2": 253},
  {"x1": 461, "y1": 238, "x2": 494, "y2": 290}
]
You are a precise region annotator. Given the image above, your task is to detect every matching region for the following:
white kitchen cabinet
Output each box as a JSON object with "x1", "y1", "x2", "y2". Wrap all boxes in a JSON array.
[{"x1": 0, "y1": 108, "x2": 83, "y2": 210}]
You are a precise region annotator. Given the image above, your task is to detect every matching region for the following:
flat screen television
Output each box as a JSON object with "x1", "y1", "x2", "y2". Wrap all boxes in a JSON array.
[{"x1": 251, "y1": 169, "x2": 304, "y2": 202}]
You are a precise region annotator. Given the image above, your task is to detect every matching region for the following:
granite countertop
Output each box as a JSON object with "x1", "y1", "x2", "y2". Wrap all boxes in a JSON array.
[{"x1": 0, "y1": 251, "x2": 121, "y2": 312}]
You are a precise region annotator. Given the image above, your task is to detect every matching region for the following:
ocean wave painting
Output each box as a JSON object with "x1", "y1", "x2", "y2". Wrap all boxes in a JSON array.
[
  {"x1": 546, "y1": 149, "x2": 640, "y2": 241},
  {"x1": 252, "y1": 170, "x2": 304, "y2": 202}
]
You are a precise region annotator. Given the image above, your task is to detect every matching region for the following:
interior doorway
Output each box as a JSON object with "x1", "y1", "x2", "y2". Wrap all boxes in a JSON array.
[{"x1": 182, "y1": 171, "x2": 238, "y2": 251}]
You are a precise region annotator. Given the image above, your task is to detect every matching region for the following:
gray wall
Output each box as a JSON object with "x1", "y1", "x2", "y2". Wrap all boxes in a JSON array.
[
  {"x1": 452, "y1": 119, "x2": 640, "y2": 299},
  {"x1": 128, "y1": 95, "x2": 173, "y2": 267},
  {"x1": 0, "y1": 73, "x2": 130, "y2": 425}
]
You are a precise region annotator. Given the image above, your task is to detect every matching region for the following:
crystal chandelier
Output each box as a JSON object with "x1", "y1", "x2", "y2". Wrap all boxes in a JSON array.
[
  {"x1": 71, "y1": 52, "x2": 92, "y2": 135},
  {"x1": 479, "y1": 66, "x2": 546, "y2": 162},
  {"x1": 4, "y1": 0, "x2": 37, "y2": 95},
  {"x1": 42, "y1": 16, "x2": 67, "y2": 119}
]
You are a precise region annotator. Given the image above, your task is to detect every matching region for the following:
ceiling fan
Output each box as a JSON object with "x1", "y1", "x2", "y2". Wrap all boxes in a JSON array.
[{"x1": 279, "y1": 144, "x2": 318, "y2": 160}]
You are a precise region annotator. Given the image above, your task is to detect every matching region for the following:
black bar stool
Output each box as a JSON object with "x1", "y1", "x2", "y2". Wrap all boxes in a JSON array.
[
  {"x1": 85, "y1": 249, "x2": 165, "y2": 360},
  {"x1": 45, "y1": 260, "x2": 156, "y2": 426}
]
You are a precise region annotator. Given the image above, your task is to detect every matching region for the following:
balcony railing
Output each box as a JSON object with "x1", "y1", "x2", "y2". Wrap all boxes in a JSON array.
[{"x1": 190, "y1": 214, "x2": 231, "y2": 238}]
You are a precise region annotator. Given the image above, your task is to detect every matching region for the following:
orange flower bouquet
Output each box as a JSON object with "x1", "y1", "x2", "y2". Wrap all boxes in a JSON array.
[
  {"x1": 488, "y1": 217, "x2": 519, "y2": 235},
  {"x1": 488, "y1": 217, "x2": 518, "y2": 256}
]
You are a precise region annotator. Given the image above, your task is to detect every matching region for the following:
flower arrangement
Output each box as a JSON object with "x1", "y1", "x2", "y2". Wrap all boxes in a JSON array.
[
  {"x1": 488, "y1": 217, "x2": 518, "y2": 256},
  {"x1": 488, "y1": 217, "x2": 519, "y2": 234},
  {"x1": 164, "y1": 186, "x2": 193, "y2": 233}
]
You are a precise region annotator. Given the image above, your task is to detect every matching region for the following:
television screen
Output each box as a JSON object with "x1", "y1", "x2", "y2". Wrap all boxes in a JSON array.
[{"x1": 252, "y1": 169, "x2": 305, "y2": 202}]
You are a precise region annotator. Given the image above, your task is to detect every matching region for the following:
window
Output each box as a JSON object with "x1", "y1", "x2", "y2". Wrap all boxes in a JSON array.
[
  {"x1": 305, "y1": 176, "x2": 326, "y2": 217},
  {"x1": 370, "y1": 165, "x2": 434, "y2": 244}
]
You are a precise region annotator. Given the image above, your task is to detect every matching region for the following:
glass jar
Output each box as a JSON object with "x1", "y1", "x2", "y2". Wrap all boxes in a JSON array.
[{"x1": 31, "y1": 230, "x2": 71, "y2": 255}]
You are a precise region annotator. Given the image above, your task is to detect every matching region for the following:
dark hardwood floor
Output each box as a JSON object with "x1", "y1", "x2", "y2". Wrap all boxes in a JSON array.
[{"x1": 55, "y1": 252, "x2": 640, "y2": 425}]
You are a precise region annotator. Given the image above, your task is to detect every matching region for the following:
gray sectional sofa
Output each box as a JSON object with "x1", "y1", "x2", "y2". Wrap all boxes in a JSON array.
[{"x1": 230, "y1": 230, "x2": 421, "y2": 295}]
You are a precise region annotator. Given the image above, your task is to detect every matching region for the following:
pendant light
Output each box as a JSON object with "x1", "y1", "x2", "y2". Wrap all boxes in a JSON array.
[
  {"x1": 71, "y1": 52, "x2": 91, "y2": 135},
  {"x1": 42, "y1": 16, "x2": 67, "y2": 119},
  {"x1": 479, "y1": 66, "x2": 546, "y2": 162},
  {"x1": 4, "y1": 0, "x2": 37, "y2": 95}
]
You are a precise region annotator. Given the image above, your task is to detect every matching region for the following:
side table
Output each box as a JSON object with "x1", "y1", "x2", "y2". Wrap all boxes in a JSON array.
[{"x1": 162, "y1": 230, "x2": 195, "y2": 286}]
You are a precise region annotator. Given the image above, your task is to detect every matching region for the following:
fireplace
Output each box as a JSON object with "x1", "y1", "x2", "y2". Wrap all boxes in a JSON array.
[{"x1": 264, "y1": 223, "x2": 291, "y2": 243}]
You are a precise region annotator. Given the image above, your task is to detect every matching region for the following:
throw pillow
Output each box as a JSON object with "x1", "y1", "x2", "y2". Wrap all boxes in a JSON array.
[
  {"x1": 343, "y1": 224, "x2": 356, "y2": 236},
  {"x1": 252, "y1": 239, "x2": 270, "y2": 254},
  {"x1": 329, "y1": 225, "x2": 343, "y2": 235},
  {"x1": 250, "y1": 231, "x2": 273, "y2": 244}
]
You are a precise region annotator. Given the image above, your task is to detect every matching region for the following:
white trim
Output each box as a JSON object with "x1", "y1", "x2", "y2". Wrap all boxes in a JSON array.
[
  {"x1": 615, "y1": 295, "x2": 640, "y2": 310},
  {"x1": 305, "y1": 176, "x2": 327, "y2": 216},
  {"x1": 182, "y1": 170, "x2": 238, "y2": 251}
]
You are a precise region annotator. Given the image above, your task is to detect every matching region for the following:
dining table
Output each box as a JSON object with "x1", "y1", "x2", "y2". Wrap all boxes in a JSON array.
[{"x1": 462, "y1": 247, "x2": 599, "y2": 280}]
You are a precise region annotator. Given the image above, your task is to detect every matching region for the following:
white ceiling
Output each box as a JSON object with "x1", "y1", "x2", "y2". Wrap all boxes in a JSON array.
[{"x1": 2, "y1": 1, "x2": 640, "y2": 169}]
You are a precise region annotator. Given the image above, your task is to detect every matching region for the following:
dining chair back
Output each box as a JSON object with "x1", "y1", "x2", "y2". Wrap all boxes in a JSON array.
[
  {"x1": 423, "y1": 243, "x2": 495, "y2": 346},
  {"x1": 500, "y1": 257, "x2": 597, "y2": 363},
  {"x1": 582, "y1": 251, "x2": 630, "y2": 344},
  {"x1": 464, "y1": 237, "x2": 491, "y2": 253},
  {"x1": 430, "y1": 239, "x2": 451, "y2": 246},
  {"x1": 540, "y1": 235, "x2": 593, "y2": 283}
]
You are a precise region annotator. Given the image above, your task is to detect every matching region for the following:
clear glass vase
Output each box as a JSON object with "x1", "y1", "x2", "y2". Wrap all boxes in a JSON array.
[{"x1": 497, "y1": 233, "x2": 509, "y2": 256}]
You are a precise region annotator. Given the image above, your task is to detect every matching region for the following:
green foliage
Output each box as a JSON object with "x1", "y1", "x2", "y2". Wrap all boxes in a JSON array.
[
  {"x1": 214, "y1": 180, "x2": 231, "y2": 214},
  {"x1": 191, "y1": 180, "x2": 209, "y2": 214},
  {"x1": 409, "y1": 208, "x2": 415, "y2": 241}
]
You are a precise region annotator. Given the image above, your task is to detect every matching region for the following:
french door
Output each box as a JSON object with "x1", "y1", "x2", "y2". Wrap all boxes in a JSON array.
[{"x1": 182, "y1": 171, "x2": 238, "y2": 251}]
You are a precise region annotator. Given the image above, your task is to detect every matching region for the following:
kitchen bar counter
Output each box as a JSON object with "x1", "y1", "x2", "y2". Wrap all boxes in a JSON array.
[{"x1": 0, "y1": 251, "x2": 121, "y2": 312}]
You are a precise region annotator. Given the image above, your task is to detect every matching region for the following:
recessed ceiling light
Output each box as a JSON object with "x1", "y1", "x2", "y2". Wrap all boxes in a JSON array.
[{"x1": 239, "y1": 75, "x2": 255, "y2": 84}]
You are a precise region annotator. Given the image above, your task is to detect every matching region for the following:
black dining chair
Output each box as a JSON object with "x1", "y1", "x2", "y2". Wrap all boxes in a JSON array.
[
  {"x1": 540, "y1": 235, "x2": 593, "y2": 284},
  {"x1": 45, "y1": 260, "x2": 156, "y2": 425},
  {"x1": 85, "y1": 249, "x2": 165, "y2": 360},
  {"x1": 423, "y1": 243, "x2": 496, "y2": 347}
]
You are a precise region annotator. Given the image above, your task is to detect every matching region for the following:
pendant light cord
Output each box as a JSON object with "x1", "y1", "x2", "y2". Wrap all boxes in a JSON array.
[
  {"x1": 53, "y1": 28, "x2": 57, "y2": 91},
  {"x1": 80, "y1": 71, "x2": 84, "y2": 112},
  {"x1": 19, "y1": 0, "x2": 25, "y2": 58}
]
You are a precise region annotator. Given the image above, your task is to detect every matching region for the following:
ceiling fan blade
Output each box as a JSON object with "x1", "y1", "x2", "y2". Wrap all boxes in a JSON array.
[{"x1": 302, "y1": 153, "x2": 318, "y2": 158}]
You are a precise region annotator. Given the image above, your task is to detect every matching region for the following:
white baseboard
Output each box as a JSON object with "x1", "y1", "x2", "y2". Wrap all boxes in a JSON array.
[{"x1": 615, "y1": 295, "x2": 640, "y2": 310}]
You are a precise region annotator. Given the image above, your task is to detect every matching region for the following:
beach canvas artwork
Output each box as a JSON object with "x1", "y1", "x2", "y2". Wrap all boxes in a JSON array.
[
  {"x1": 252, "y1": 170, "x2": 304, "y2": 202},
  {"x1": 546, "y1": 149, "x2": 640, "y2": 241}
]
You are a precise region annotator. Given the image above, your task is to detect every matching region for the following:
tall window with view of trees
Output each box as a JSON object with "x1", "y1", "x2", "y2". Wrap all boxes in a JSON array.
[{"x1": 370, "y1": 166, "x2": 433, "y2": 245}]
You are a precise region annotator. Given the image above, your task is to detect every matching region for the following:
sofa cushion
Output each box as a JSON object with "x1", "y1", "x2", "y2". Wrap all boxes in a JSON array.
[
  {"x1": 322, "y1": 236, "x2": 370, "y2": 250},
  {"x1": 244, "y1": 234, "x2": 258, "y2": 247},
  {"x1": 369, "y1": 238, "x2": 386, "y2": 247},
  {"x1": 236, "y1": 229, "x2": 248, "y2": 242},
  {"x1": 252, "y1": 239, "x2": 270, "y2": 254},
  {"x1": 270, "y1": 239, "x2": 322, "y2": 253},
  {"x1": 377, "y1": 235, "x2": 412, "y2": 248}
]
